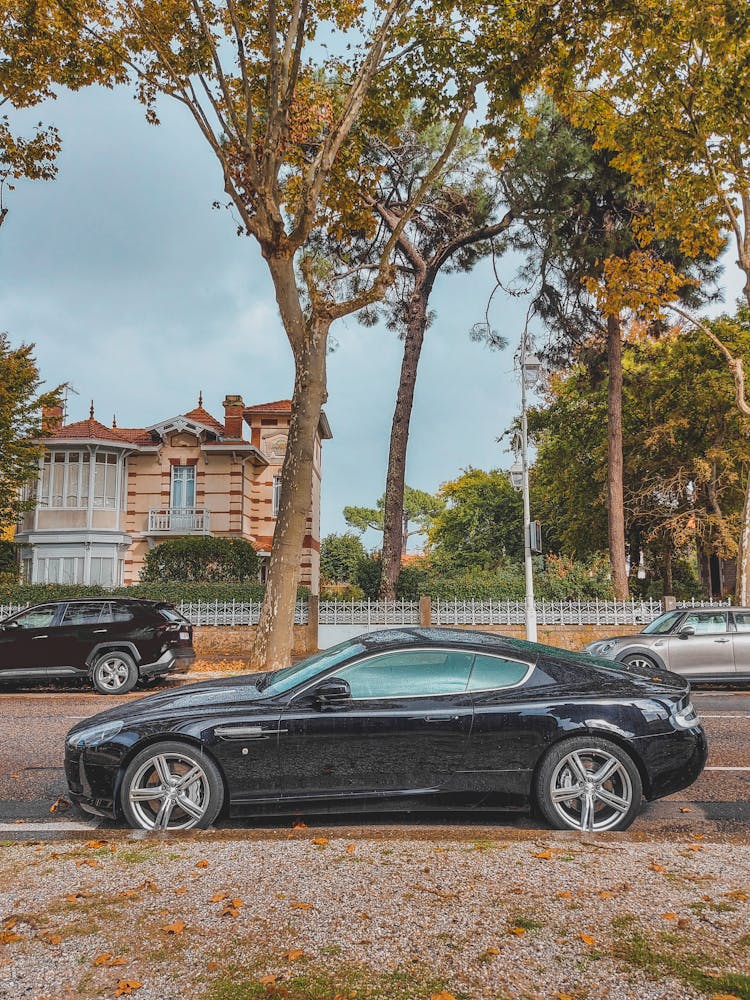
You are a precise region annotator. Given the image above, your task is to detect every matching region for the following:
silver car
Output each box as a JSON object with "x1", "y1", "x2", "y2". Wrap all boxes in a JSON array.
[{"x1": 584, "y1": 608, "x2": 750, "y2": 683}]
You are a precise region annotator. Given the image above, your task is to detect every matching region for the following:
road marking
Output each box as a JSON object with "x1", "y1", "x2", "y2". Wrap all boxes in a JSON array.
[
  {"x1": 0, "y1": 820, "x2": 100, "y2": 833},
  {"x1": 704, "y1": 766, "x2": 750, "y2": 771}
]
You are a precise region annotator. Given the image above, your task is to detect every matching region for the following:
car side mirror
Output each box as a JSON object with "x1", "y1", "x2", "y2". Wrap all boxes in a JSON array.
[
  {"x1": 678, "y1": 625, "x2": 695, "y2": 639},
  {"x1": 313, "y1": 677, "x2": 351, "y2": 708}
]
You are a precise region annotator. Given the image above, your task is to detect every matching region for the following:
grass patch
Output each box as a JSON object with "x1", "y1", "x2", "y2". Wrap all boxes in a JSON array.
[
  {"x1": 508, "y1": 915, "x2": 543, "y2": 932},
  {"x1": 205, "y1": 960, "x2": 469, "y2": 1000},
  {"x1": 617, "y1": 928, "x2": 750, "y2": 999}
]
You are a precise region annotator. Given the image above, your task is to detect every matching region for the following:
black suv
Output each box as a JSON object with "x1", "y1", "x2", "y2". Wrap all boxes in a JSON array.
[{"x1": 0, "y1": 599, "x2": 195, "y2": 694}]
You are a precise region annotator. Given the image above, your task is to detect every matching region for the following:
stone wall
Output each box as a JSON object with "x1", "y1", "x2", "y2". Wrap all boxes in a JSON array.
[{"x1": 190, "y1": 622, "x2": 641, "y2": 672}]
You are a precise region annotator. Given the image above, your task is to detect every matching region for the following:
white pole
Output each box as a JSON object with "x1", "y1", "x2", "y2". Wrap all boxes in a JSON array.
[{"x1": 520, "y1": 333, "x2": 538, "y2": 643}]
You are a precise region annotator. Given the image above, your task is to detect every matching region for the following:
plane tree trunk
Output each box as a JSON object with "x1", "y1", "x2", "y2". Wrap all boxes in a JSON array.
[{"x1": 606, "y1": 311, "x2": 629, "y2": 600}]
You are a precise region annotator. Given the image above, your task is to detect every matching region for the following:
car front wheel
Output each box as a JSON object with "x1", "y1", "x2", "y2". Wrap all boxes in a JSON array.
[
  {"x1": 622, "y1": 652, "x2": 659, "y2": 673},
  {"x1": 120, "y1": 741, "x2": 224, "y2": 831},
  {"x1": 91, "y1": 652, "x2": 139, "y2": 694},
  {"x1": 534, "y1": 736, "x2": 643, "y2": 832}
]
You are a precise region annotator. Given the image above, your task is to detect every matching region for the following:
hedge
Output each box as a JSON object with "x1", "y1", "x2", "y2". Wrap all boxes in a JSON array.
[{"x1": 0, "y1": 581, "x2": 310, "y2": 606}]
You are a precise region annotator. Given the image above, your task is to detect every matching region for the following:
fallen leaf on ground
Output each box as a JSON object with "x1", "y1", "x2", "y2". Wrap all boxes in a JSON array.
[
  {"x1": 291, "y1": 902, "x2": 313, "y2": 910},
  {"x1": 210, "y1": 893, "x2": 229, "y2": 903},
  {"x1": 195, "y1": 860, "x2": 209, "y2": 869},
  {"x1": 726, "y1": 891, "x2": 748, "y2": 901},
  {"x1": 346, "y1": 844, "x2": 356, "y2": 854},
  {"x1": 360, "y1": 912, "x2": 370, "y2": 920},
  {"x1": 13, "y1": 820, "x2": 25, "y2": 825},
  {"x1": 0, "y1": 931, "x2": 22, "y2": 944},
  {"x1": 532, "y1": 850, "x2": 554, "y2": 860},
  {"x1": 49, "y1": 797, "x2": 69, "y2": 814},
  {"x1": 509, "y1": 927, "x2": 525, "y2": 936},
  {"x1": 94, "y1": 953, "x2": 126, "y2": 967},
  {"x1": 648, "y1": 862, "x2": 665, "y2": 872},
  {"x1": 39, "y1": 933, "x2": 62, "y2": 945},
  {"x1": 291, "y1": 820, "x2": 307, "y2": 829},
  {"x1": 430, "y1": 993, "x2": 457, "y2": 1000},
  {"x1": 114, "y1": 982, "x2": 142, "y2": 997},
  {"x1": 598, "y1": 891, "x2": 615, "y2": 900},
  {"x1": 579, "y1": 932, "x2": 596, "y2": 946},
  {"x1": 711, "y1": 994, "x2": 743, "y2": 1000},
  {"x1": 64, "y1": 891, "x2": 92, "y2": 902},
  {"x1": 206, "y1": 961, "x2": 219, "y2": 972},
  {"x1": 85, "y1": 839, "x2": 108, "y2": 849},
  {"x1": 136, "y1": 880, "x2": 159, "y2": 892},
  {"x1": 662, "y1": 913, "x2": 678, "y2": 920},
  {"x1": 161, "y1": 921, "x2": 185, "y2": 935},
  {"x1": 556, "y1": 891, "x2": 573, "y2": 899},
  {"x1": 687, "y1": 845, "x2": 703, "y2": 852},
  {"x1": 174, "y1": 887, "x2": 186, "y2": 895},
  {"x1": 284, "y1": 949, "x2": 304, "y2": 961},
  {"x1": 555, "y1": 994, "x2": 574, "y2": 1000},
  {"x1": 679, "y1": 807, "x2": 692, "y2": 813},
  {"x1": 259, "y1": 974, "x2": 277, "y2": 984},
  {"x1": 312, "y1": 837, "x2": 329, "y2": 846},
  {"x1": 76, "y1": 859, "x2": 98, "y2": 868},
  {"x1": 484, "y1": 947, "x2": 500, "y2": 956}
]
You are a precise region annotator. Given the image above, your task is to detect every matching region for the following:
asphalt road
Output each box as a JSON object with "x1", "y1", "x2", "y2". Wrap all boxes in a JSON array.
[{"x1": 0, "y1": 681, "x2": 748, "y2": 838}]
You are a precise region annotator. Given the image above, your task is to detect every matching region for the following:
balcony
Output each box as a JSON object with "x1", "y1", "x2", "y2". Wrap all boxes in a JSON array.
[{"x1": 148, "y1": 507, "x2": 210, "y2": 535}]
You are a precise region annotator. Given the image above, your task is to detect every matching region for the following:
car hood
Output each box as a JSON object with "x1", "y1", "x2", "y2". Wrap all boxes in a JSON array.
[
  {"x1": 67, "y1": 672, "x2": 273, "y2": 736},
  {"x1": 584, "y1": 635, "x2": 643, "y2": 650}
]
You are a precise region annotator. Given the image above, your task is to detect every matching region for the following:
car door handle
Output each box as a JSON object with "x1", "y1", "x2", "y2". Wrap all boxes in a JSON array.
[
  {"x1": 93, "y1": 629, "x2": 107, "y2": 634},
  {"x1": 714, "y1": 638, "x2": 731, "y2": 643},
  {"x1": 32, "y1": 635, "x2": 48, "y2": 640},
  {"x1": 214, "y1": 725, "x2": 287, "y2": 739},
  {"x1": 423, "y1": 715, "x2": 461, "y2": 723}
]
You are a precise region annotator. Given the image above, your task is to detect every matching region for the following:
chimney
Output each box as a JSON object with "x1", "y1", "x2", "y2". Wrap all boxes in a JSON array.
[
  {"x1": 222, "y1": 394, "x2": 245, "y2": 439},
  {"x1": 41, "y1": 402, "x2": 63, "y2": 434}
]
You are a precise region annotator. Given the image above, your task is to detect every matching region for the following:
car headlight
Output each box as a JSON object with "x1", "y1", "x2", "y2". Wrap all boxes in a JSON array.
[
  {"x1": 672, "y1": 702, "x2": 700, "y2": 730},
  {"x1": 596, "y1": 642, "x2": 616, "y2": 656},
  {"x1": 66, "y1": 720, "x2": 124, "y2": 749}
]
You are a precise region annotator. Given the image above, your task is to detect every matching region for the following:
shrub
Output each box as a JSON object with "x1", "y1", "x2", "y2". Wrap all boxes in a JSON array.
[
  {"x1": 140, "y1": 536, "x2": 259, "y2": 583},
  {"x1": 320, "y1": 533, "x2": 367, "y2": 584},
  {"x1": 0, "y1": 581, "x2": 312, "y2": 607},
  {"x1": 0, "y1": 541, "x2": 17, "y2": 579}
]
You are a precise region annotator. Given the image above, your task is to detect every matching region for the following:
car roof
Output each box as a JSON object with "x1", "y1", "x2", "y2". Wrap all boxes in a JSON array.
[{"x1": 357, "y1": 627, "x2": 541, "y2": 658}]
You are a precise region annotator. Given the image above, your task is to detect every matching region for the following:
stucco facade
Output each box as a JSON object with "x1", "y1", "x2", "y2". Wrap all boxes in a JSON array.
[{"x1": 15, "y1": 394, "x2": 330, "y2": 591}]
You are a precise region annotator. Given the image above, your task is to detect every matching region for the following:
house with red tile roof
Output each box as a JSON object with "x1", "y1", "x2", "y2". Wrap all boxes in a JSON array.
[{"x1": 14, "y1": 394, "x2": 331, "y2": 589}]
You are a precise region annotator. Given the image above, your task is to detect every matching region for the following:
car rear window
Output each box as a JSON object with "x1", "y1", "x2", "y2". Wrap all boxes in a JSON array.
[{"x1": 158, "y1": 607, "x2": 189, "y2": 624}]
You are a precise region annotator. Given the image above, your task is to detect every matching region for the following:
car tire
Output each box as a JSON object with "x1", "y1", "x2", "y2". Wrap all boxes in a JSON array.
[
  {"x1": 534, "y1": 736, "x2": 643, "y2": 833},
  {"x1": 621, "y1": 652, "x2": 659, "y2": 673},
  {"x1": 120, "y1": 740, "x2": 224, "y2": 831},
  {"x1": 91, "y1": 651, "x2": 139, "y2": 695}
]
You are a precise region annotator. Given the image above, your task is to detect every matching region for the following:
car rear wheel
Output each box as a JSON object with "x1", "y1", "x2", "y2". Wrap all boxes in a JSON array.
[
  {"x1": 120, "y1": 740, "x2": 224, "y2": 831},
  {"x1": 91, "y1": 652, "x2": 138, "y2": 695},
  {"x1": 534, "y1": 736, "x2": 643, "y2": 832},
  {"x1": 621, "y1": 652, "x2": 659, "y2": 672}
]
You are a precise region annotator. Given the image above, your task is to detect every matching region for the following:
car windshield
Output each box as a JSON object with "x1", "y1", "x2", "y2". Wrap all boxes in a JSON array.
[
  {"x1": 261, "y1": 640, "x2": 366, "y2": 697},
  {"x1": 641, "y1": 611, "x2": 684, "y2": 635}
]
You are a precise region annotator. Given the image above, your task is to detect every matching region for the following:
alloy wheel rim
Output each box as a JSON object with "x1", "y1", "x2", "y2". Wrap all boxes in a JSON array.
[
  {"x1": 550, "y1": 748, "x2": 633, "y2": 832},
  {"x1": 626, "y1": 657, "x2": 654, "y2": 671},
  {"x1": 128, "y1": 752, "x2": 209, "y2": 830},
  {"x1": 97, "y1": 657, "x2": 130, "y2": 690}
]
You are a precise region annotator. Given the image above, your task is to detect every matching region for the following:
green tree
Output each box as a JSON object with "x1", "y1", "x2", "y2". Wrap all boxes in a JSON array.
[
  {"x1": 320, "y1": 532, "x2": 366, "y2": 584},
  {"x1": 427, "y1": 468, "x2": 524, "y2": 569},
  {"x1": 501, "y1": 101, "x2": 718, "y2": 599},
  {"x1": 0, "y1": 333, "x2": 62, "y2": 531},
  {"x1": 140, "y1": 536, "x2": 259, "y2": 583},
  {"x1": 329, "y1": 115, "x2": 512, "y2": 599},
  {"x1": 344, "y1": 485, "x2": 444, "y2": 552}
]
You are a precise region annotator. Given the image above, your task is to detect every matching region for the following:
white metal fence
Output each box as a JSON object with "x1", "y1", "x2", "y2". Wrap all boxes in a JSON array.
[{"x1": 0, "y1": 596, "x2": 731, "y2": 628}]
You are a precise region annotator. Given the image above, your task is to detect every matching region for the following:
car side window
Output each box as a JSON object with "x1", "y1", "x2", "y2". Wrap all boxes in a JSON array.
[
  {"x1": 732, "y1": 612, "x2": 750, "y2": 633},
  {"x1": 683, "y1": 612, "x2": 727, "y2": 634},
  {"x1": 12, "y1": 605, "x2": 57, "y2": 629},
  {"x1": 338, "y1": 649, "x2": 474, "y2": 699},
  {"x1": 62, "y1": 602, "x2": 105, "y2": 625},
  {"x1": 109, "y1": 603, "x2": 135, "y2": 623},
  {"x1": 467, "y1": 653, "x2": 530, "y2": 691}
]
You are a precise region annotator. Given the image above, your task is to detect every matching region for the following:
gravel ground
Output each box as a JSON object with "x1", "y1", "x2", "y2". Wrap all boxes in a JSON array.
[{"x1": 1, "y1": 829, "x2": 749, "y2": 1000}]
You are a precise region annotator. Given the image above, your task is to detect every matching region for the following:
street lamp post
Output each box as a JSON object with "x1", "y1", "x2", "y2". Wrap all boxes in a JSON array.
[{"x1": 516, "y1": 332, "x2": 542, "y2": 643}]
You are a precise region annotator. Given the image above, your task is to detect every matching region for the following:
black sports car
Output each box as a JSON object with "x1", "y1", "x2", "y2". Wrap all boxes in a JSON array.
[{"x1": 64, "y1": 628, "x2": 707, "y2": 833}]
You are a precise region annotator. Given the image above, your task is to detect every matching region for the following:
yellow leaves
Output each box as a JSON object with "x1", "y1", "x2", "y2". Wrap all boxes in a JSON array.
[
  {"x1": 114, "y1": 981, "x2": 142, "y2": 997},
  {"x1": 661, "y1": 912, "x2": 678, "y2": 920},
  {"x1": 648, "y1": 862, "x2": 666, "y2": 872},
  {"x1": 532, "y1": 849, "x2": 555, "y2": 860},
  {"x1": 598, "y1": 891, "x2": 615, "y2": 900},
  {"x1": 712, "y1": 994, "x2": 744, "y2": 1000},
  {"x1": 38, "y1": 932, "x2": 62, "y2": 946},
  {"x1": 726, "y1": 890, "x2": 748, "y2": 902},
  {"x1": 483, "y1": 947, "x2": 500, "y2": 957},
  {"x1": 555, "y1": 994, "x2": 574, "y2": 1000},
  {"x1": 195, "y1": 860, "x2": 209, "y2": 869},
  {"x1": 174, "y1": 886, "x2": 187, "y2": 895},
  {"x1": 76, "y1": 858, "x2": 99, "y2": 868},
  {"x1": 430, "y1": 993, "x2": 457, "y2": 1000},
  {"x1": 283, "y1": 948, "x2": 304, "y2": 961},
  {"x1": 259, "y1": 974, "x2": 277, "y2": 985},
  {"x1": 346, "y1": 843, "x2": 356, "y2": 854},
  {"x1": 0, "y1": 929, "x2": 23, "y2": 944},
  {"x1": 49, "y1": 797, "x2": 69, "y2": 813},
  {"x1": 85, "y1": 839, "x2": 109, "y2": 849},
  {"x1": 94, "y1": 953, "x2": 127, "y2": 967},
  {"x1": 556, "y1": 891, "x2": 573, "y2": 900},
  {"x1": 579, "y1": 932, "x2": 596, "y2": 946},
  {"x1": 312, "y1": 837, "x2": 329, "y2": 847},
  {"x1": 65, "y1": 890, "x2": 92, "y2": 902},
  {"x1": 161, "y1": 920, "x2": 185, "y2": 935},
  {"x1": 290, "y1": 901, "x2": 313, "y2": 911},
  {"x1": 221, "y1": 898, "x2": 244, "y2": 918},
  {"x1": 508, "y1": 926, "x2": 526, "y2": 936},
  {"x1": 210, "y1": 892, "x2": 229, "y2": 903}
]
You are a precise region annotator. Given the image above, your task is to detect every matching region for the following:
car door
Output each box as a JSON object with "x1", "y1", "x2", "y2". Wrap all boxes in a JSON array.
[
  {"x1": 666, "y1": 611, "x2": 734, "y2": 678},
  {"x1": 729, "y1": 611, "x2": 750, "y2": 678},
  {"x1": 54, "y1": 602, "x2": 109, "y2": 673},
  {"x1": 278, "y1": 647, "x2": 475, "y2": 801},
  {"x1": 0, "y1": 604, "x2": 60, "y2": 676}
]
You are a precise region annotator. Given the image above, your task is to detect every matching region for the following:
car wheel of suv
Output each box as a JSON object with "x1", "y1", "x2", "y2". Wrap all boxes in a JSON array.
[
  {"x1": 535, "y1": 736, "x2": 643, "y2": 832},
  {"x1": 120, "y1": 740, "x2": 224, "y2": 831},
  {"x1": 91, "y1": 652, "x2": 138, "y2": 695}
]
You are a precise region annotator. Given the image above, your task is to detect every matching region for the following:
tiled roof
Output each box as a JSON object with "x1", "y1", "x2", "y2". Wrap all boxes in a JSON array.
[
  {"x1": 112, "y1": 427, "x2": 155, "y2": 446},
  {"x1": 244, "y1": 399, "x2": 292, "y2": 414},
  {"x1": 49, "y1": 418, "x2": 135, "y2": 444},
  {"x1": 182, "y1": 405, "x2": 226, "y2": 435}
]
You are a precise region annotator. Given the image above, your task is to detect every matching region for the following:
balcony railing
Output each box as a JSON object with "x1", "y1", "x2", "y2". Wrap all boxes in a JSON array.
[{"x1": 148, "y1": 507, "x2": 210, "y2": 534}]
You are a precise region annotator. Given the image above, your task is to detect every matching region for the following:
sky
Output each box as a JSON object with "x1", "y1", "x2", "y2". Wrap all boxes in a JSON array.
[{"x1": 1, "y1": 85, "x2": 746, "y2": 552}]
